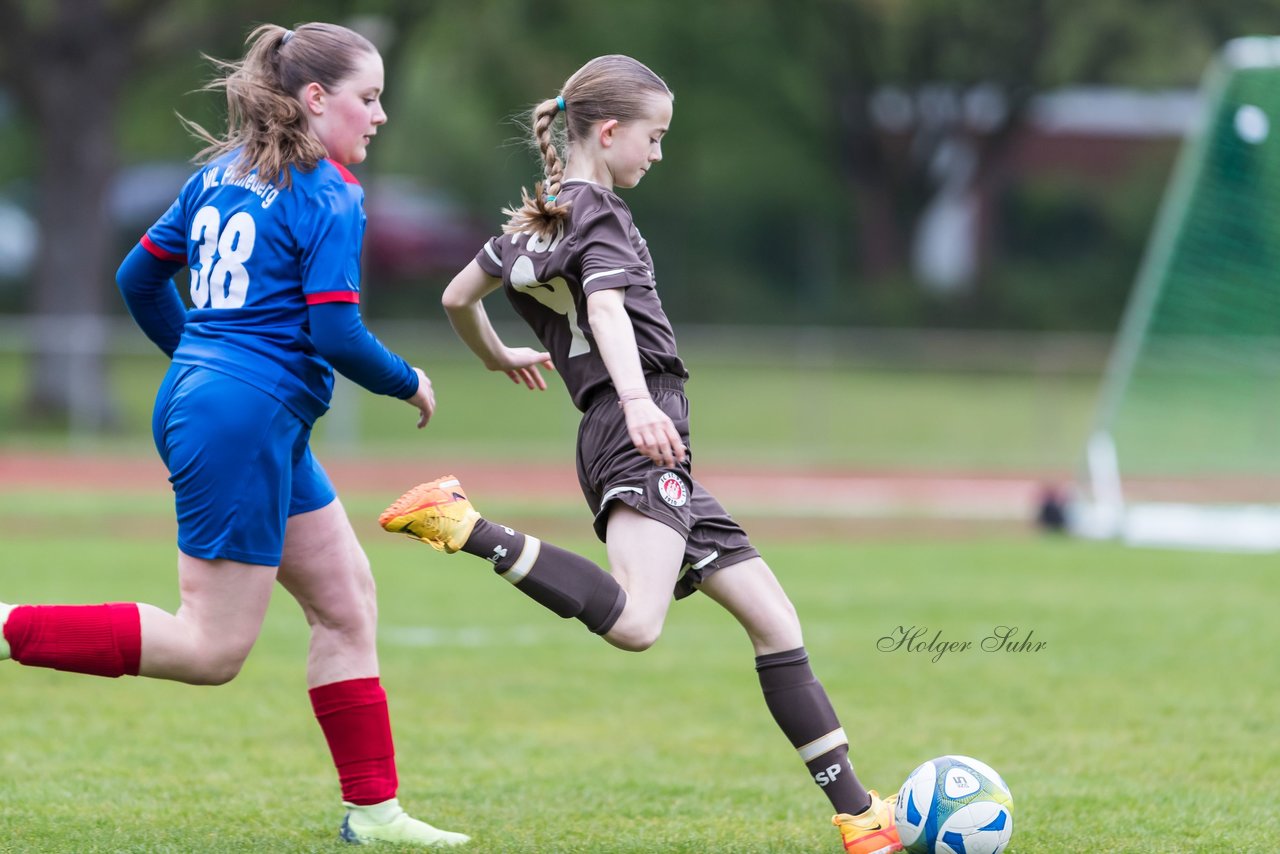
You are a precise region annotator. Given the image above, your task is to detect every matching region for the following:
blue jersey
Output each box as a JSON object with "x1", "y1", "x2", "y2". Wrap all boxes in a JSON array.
[{"x1": 140, "y1": 151, "x2": 369, "y2": 424}]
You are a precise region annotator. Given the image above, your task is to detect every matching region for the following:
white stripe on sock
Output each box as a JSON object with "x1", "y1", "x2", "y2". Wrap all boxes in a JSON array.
[
  {"x1": 797, "y1": 727, "x2": 848, "y2": 762},
  {"x1": 500, "y1": 536, "x2": 541, "y2": 585}
]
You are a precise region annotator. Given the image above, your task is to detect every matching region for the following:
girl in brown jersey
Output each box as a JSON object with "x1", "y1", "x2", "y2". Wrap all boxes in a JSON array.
[{"x1": 381, "y1": 55, "x2": 901, "y2": 854}]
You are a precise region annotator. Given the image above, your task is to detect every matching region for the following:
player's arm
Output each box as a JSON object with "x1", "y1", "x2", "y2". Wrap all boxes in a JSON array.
[
  {"x1": 116, "y1": 241, "x2": 187, "y2": 357},
  {"x1": 585, "y1": 287, "x2": 685, "y2": 468},
  {"x1": 300, "y1": 182, "x2": 435, "y2": 427},
  {"x1": 442, "y1": 260, "x2": 554, "y2": 390},
  {"x1": 308, "y1": 301, "x2": 435, "y2": 428}
]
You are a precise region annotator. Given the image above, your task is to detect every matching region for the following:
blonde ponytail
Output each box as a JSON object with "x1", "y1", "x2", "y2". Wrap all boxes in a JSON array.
[
  {"x1": 501, "y1": 97, "x2": 569, "y2": 239},
  {"x1": 180, "y1": 22, "x2": 377, "y2": 187}
]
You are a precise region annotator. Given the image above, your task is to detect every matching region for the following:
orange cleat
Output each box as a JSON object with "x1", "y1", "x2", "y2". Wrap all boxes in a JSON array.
[
  {"x1": 832, "y1": 791, "x2": 903, "y2": 854},
  {"x1": 379, "y1": 476, "x2": 481, "y2": 554}
]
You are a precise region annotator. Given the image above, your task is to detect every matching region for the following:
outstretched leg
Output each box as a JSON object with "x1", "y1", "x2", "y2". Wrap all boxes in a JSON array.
[{"x1": 380, "y1": 478, "x2": 684, "y2": 651}]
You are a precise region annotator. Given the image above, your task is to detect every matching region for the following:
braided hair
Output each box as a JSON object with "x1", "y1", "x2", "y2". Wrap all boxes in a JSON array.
[{"x1": 502, "y1": 55, "x2": 672, "y2": 239}]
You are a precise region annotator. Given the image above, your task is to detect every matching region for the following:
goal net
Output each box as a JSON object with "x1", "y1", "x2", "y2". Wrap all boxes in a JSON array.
[{"x1": 1071, "y1": 37, "x2": 1280, "y2": 551}]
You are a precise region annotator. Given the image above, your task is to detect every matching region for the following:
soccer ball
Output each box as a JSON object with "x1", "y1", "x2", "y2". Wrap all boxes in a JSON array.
[{"x1": 894, "y1": 755, "x2": 1014, "y2": 854}]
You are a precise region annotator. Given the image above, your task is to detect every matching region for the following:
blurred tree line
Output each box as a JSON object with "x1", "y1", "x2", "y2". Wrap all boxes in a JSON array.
[{"x1": 2, "y1": 0, "x2": 1279, "y2": 425}]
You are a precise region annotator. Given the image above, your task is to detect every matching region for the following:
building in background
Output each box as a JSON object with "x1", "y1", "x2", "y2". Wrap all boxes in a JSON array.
[{"x1": 871, "y1": 86, "x2": 1199, "y2": 293}]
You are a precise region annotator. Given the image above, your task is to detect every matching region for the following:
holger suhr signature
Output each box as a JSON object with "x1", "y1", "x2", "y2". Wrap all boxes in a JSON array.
[{"x1": 877, "y1": 625, "x2": 1047, "y2": 663}]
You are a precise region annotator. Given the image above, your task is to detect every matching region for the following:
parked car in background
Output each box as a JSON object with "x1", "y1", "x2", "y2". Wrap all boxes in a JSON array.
[
  {"x1": 3, "y1": 165, "x2": 488, "y2": 290},
  {"x1": 361, "y1": 175, "x2": 490, "y2": 282}
]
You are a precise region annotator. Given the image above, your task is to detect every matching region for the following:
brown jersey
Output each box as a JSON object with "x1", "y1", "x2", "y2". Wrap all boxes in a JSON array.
[{"x1": 474, "y1": 180, "x2": 688, "y2": 411}]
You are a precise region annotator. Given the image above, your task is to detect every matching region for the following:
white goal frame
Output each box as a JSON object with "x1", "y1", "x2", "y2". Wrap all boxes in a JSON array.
[{"x1": 1070, "y1": 37, "x2": 1280, "y2": 552}]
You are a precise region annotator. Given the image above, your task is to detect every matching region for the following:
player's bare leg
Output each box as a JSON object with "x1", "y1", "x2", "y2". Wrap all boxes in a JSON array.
[
  {"x1": 701, "y1": 558, "x2": 900, "y2": 853},
  {"x1": 597, "y1": 504, "x2": 685, "y2": 651},
  {"x1": 137, "y1": 554, "x2": 276, "y2": 683},
  {"x1": 697, "y1": 556, "x2": 802, "y2": 655},
  {"x1": 278, "y1": 499, "x2": 379, "y2": 687},
  {"x1": 2, "y1": 554, "x2": 274, "y2": 684},
  {"x1": 282, "y1": 499, "x2": 469, "y2": 848}
]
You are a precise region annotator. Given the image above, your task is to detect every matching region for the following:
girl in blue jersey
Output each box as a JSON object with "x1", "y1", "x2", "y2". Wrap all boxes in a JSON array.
[
  {"x1": 381, "y1": 56, "x2": 901, "y2": 854},
  {"x1": 0, "y1": 23, "x2": 467, "y2": 847}
]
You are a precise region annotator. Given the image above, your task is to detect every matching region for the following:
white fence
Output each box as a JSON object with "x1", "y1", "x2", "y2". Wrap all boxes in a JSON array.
[{"x1": 0, "y1": 314, "x2": 1110, "y2": 469}]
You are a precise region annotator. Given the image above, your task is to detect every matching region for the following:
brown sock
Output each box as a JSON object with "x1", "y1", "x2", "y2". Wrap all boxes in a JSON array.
[
  {"x1": 756, "y1": 647, "x2": 871, "y2": 815},
  {"x1": 461, "y1": 518, "x2": 626, "y2": 634}
]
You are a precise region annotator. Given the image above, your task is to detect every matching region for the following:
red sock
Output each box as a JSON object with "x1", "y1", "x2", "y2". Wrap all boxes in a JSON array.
[
  {"x1": 3, "y1": 603, "x2": 141, "y2": 678},
  {"x1": 309, "y1": 677, "x2": 399, "y2": 805}
]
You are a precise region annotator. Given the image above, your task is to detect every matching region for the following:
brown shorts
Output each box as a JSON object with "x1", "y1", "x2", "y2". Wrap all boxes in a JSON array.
[{"x1": 575, "y1": 375, "x2": 759, "y2": 599}]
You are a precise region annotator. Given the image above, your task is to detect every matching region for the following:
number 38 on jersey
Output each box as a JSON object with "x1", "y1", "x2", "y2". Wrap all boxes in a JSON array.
[{"x1": 189, "y1": 205, "x2": 257, "y2": 309}]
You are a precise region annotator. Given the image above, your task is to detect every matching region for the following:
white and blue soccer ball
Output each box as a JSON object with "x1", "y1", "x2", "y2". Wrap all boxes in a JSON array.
[{"x1": 894, "y1": 755, "x2": 1014, "y2": 854}]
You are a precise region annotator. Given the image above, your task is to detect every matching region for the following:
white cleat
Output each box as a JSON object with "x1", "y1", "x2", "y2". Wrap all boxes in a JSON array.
[
  {"x1": 0, "y1": 602, "x2": 12, "y2": 661},
  {"x1": 340, "y1": 799, "x2": 470, "y2": 847}
]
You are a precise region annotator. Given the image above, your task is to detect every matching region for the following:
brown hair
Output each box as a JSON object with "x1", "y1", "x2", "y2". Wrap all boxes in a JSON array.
[
  {"x1": 502, "y1": 55, "x2": 672, "y2": 238},
  {"x1": 182, "y1": 22, "x2": 377, "y2": 186}
]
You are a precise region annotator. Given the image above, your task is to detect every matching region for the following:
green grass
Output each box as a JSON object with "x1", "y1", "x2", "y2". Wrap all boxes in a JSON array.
[
  {"x1": 0, "y1": 349, "x2": 1097, "y2": 473},
  {"x1": 1, "y1": 490, "x2": 1277, "y2": 852}
]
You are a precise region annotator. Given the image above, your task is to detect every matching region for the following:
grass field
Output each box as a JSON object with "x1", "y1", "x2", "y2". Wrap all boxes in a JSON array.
[
  {"x1": 0, "y1": 341, "x2": 1097, "y2": 473},
  {"x1": 1, "y1": 488, "x2": 1276, "y2": 853}
]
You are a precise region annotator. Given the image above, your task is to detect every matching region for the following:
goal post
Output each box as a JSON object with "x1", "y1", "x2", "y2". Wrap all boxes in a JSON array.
[{"x1": 1070, "y1": 36, "x2": 1280, "y2": 551}]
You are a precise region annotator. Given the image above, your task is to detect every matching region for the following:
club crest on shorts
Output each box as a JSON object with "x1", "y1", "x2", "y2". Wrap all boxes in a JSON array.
[{"x1": 657, "y1": 472, "x2": 689, "y2": 507}]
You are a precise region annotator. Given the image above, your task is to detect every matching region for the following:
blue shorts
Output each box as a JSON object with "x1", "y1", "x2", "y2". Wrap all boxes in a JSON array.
[{"x1": 152, "y1": 363, "x2": 336, "y2": 566}]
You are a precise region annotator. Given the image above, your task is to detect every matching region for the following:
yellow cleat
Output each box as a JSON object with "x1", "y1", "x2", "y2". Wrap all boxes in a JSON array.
[
  {"x1": 379, "y1": 476, "x2": 481, "y2": 554},
  {"x1": 340, "y1": 799, "x2": 469, "y2": 847},
  {"x1": 833, "y1": 790, "x2": 903, "y2": 854}
]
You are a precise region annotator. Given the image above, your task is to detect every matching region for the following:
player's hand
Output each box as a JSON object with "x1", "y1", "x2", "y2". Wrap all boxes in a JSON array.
[
  {"x1": 406, "y1": 367, "x2": 435, "y2": 429},
  {"x1": 494, "y1": 347, "x2": 555, "y2": 391},
  {"x1": 622, "y1": 398, "x2": 687, "y2": 468}
]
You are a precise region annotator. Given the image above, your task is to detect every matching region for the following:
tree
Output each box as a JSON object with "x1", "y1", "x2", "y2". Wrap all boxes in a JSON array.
[
  {"x1": 0, "y1": 0, "x2": 179, "y2": 427},
  {"x1": 804, "y1": 0, "x2": 1280, "y2": 296}
]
